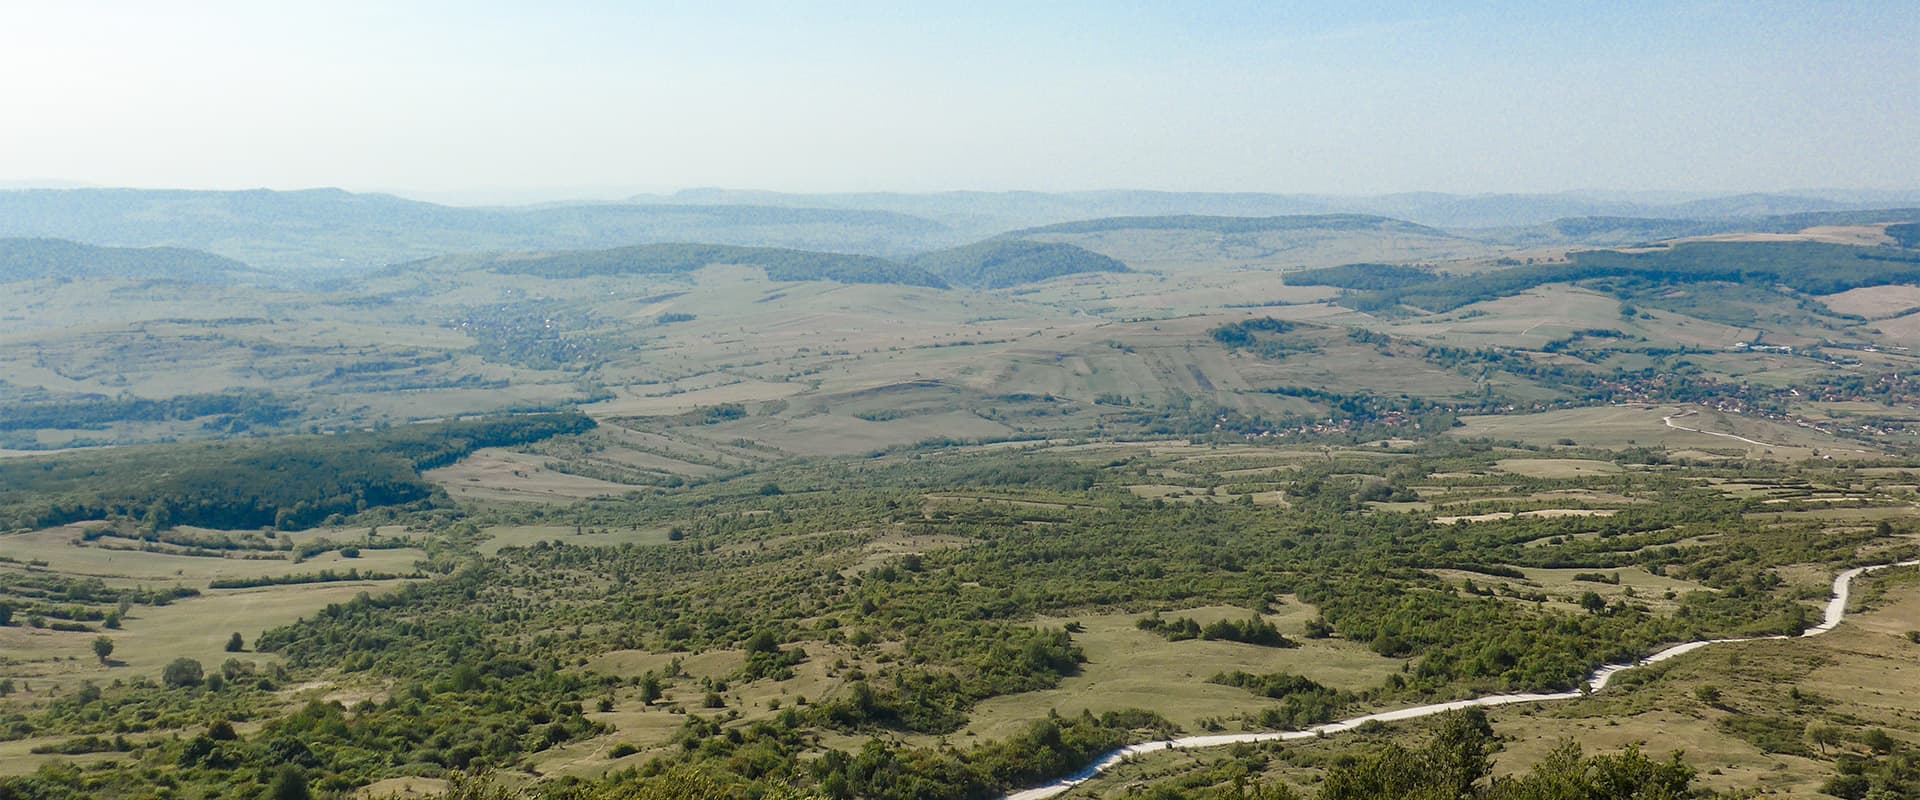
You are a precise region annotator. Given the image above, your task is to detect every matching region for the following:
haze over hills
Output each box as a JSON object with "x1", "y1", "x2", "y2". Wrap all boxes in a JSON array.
[
  {"x1": 10, "y1": 182, "x2": 1920, "y2": 800},
  {"x1": 393, "y1": 240, "x2": 1127, "y2": 291},
  {"x1": 633, "y1": 187, "x2": 1920, "y2": 232},
  {"x1": 1000, "y1": 213, "x2": 1452, "y2": 239},
  {"x1": 908, "y1": 240, "x2": 1131, "y2": 289},
  {"x1": 0, "y1": 188, "x2": 958, "y2": 271},
  {"x1": 0, "y1": 238, "x2": 253, "y2": 283},
  {"x1": 9, "y1": 2, "x2": 1920, "y2": 797},
  {"x1": 7, "y1": 186, "x2": 1920, "y2": 275}
]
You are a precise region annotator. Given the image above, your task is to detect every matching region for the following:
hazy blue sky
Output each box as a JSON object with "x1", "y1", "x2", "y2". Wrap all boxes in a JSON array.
[{"x1": 2, "y1": 1, "x2": 1915, "y2": 199}]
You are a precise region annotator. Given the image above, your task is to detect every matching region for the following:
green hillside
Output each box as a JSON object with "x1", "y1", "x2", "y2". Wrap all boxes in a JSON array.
[
  {"x1": 1489, "y1": 208, "x2": 1920, "y2": 247},
  {"x1": 0, "y1": 412, "x2": 592, "y2": 531},
  {"x1": 487, "y1": 243, "x2": 950, "y2": 287},
  {"x1": 911, "y1": 239, "x2": 1130, "y2": 289},
  {"x1": 0, "y1": 238, "x2": 252, "y2": 283},
  {"x1": 1286, "y1": 262, "x2": 1435, "y2": 290},
  {"x1": 476, "y1": 240, "x2": 1136, "y2": 290},
  {"x1": 1346, "y1": 240, "x2": 1920, "y2": 312}
]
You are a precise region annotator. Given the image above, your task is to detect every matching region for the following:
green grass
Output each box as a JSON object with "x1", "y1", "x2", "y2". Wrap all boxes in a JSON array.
[
  {"x1": 477, "y1": 524, "x2": 674, "y2": 555},
  {"x1": 0, "y1": 526, "x2": 422, "y2": 584},
  {"x1": 961, "y1": 603, "x2": 1405, "y2": 741},
  {"x1": 1450, "y1": 404, "x2": 1864, "y2": 460}
]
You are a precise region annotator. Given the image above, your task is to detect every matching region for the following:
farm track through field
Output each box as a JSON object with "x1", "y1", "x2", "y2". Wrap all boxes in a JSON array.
[{"x1": 1662, "y1": 410, "x2": 1785, "y2": 448}]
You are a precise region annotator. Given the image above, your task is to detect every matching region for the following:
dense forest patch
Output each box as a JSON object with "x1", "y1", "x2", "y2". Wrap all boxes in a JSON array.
[
  {"x1": 1344, "y1": 241, "x2": 1920, "y2": 312},
  {"x1": 910, "y1": 239, "x2": 1130, "y2": 289},
  {"x1": 0, "y1": 390, "x2": 297, "y2": 434},
  {"x1": 489, "y1": 243, "x2": 949, "y2": 287},
  {"x1": 1285, "y1": 262, "x2": 1436, "y2": 291},
  {"x1": 0, "y1": 413, "x2": 593, "y2": 530},
  {"x1": 1889, "y1": 222, "x2": 1920, "y2": 249}
]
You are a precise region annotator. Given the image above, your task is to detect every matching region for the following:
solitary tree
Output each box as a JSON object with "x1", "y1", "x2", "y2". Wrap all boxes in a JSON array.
[
  {"x1": 163, "y1": 657, "x2": 204, "y2": 688},
  {"x1": 226, "y1": 632, "x2": 245, "y2": 652},
  {"x1": 91, "y1": 636, "x2": 114, "y2": 665},
  {"x1": 1807, "y1": 722, "x2": 1842, "y2": 756}
]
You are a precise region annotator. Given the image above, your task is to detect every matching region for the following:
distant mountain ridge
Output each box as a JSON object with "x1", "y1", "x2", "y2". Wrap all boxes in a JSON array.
[
  {"x1": 0, "y1": 188, "x2": 955, "y2": 271},
  {"x1": 634, "y1": 187, "x2": 1920, "y2": 231},
  {"x1": 7, "y1": 186, "x2": 1920, "y2": 275},
  {"x1": 999, "y1": 213, "x2": 1451, "y2": 238},
  {"x1": 0, "y1": 238, "x2": 251, "y2": 283}
]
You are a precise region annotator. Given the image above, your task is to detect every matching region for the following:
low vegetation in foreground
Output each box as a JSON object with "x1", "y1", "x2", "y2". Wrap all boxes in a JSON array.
[{"x1": 4, "y1": 422, "x2": 1919, "y2": 799}]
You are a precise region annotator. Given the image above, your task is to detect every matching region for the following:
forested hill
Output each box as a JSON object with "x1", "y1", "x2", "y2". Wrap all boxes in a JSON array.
[
  {"x1": 0, "y1": 412, "x2": 593, "y2": 531},
  {"x1": 1491, "y1": 208, "x2": 1920, "y2": 247},
  {"x1": 1000, "y1": 213, "x2": 1453, "y2": 238},
  {"x1": 910, "y1": 240, "x2": 1130, "y2": 289},
  {"x1": 485, "y1": 243, "x2": 950, "y2": 288},
  {"x1": 1285, "y1": 262, "x2": 1436, "y2": 291},
  {"x1": 461, "y1": 239, "x2": 1142, "y2": 290},
  {"x1": 0, "y1": 238, "x2": 253, "y2": 283},
  {"x1": 1342, "y1": 240, "x2": 1920, "y2": 313}
]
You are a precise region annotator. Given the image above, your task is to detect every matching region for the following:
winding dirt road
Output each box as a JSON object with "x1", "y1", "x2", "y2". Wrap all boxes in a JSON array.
[{"x1": 1005, "y1": 559, "x2": 1920, "y2": 800}]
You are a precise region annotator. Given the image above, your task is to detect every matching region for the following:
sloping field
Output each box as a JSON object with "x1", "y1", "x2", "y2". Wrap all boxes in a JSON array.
[
  {"x1": 1451, "y1": 404, "x2": 1872, "y2": 459},
  {"x1": 1820, "y1": 285, "x2": 1920, "y2": 318},
  {"x1": 425, "y1": 448, "x2": 635, "y2": 503}
]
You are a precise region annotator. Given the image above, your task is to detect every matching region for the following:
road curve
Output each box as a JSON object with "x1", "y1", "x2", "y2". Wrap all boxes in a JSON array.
[{"x1": 1005, "y1": 559, "x2": 1920, "y2": 800}]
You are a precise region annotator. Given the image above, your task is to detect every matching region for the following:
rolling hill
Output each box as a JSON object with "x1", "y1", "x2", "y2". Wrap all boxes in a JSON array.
[
  {"x1": 1343, "y1": 240, "x2": 1920, "y2": 313},
  {"x1": 909, "y1": 240, "x2": 1130, "y2": 289},
  {"x1": 989, "y1": 213, "x2": 1487, "y2": 272},
  {"x1": 0, "y1": 238, "x2": 252, "y2": 283},
  {"x1": 486, "y1": 243, "x2": 950, "y2": 288},
  {"x1": 1484, "y1": 208, "x2": 1920, "y2": 248},
  {"x1": 438, "y1": 239, "x2": 1140, "y2": 291},
  {"x1": 1000, "y1": 213, "x2": 1451, "y2": 239},
  {"x1": 0, "y1": 188, "x2": 954, "y2": 271}
]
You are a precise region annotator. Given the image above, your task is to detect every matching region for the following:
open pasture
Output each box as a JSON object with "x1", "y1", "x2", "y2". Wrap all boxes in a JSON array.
[
  {"x1": 1821, "y1": 285, "x2": 1920, "y2": 319},
  {"x1": 0, "y1": 525, "x2": 421, "y2": 584},
  {"x1": 1492, "y1": 457, "x2": 1622, "y2": 478},
  {"x1": 425, "y1": 447, "x2": 637, "y2": 504},
  {"x1": 961, "y1": 603, "x2": 1405, "y2": 742},
  {"x1": 1452, "y1": 404, "x2": 1873, "y2": 459},
  {"x1": 477, "y1": 524, "x2": 675, "y2": 555}
]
